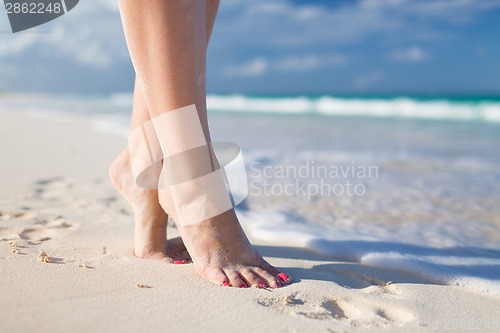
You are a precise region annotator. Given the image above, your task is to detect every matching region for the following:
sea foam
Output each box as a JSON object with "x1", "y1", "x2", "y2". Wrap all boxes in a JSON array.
[
  {"x1": 207, "y1": 94, "x2": 500, "y2": 123},
  {"x1": 237, "y1": 208, "x2": 500, "y2": 296}
]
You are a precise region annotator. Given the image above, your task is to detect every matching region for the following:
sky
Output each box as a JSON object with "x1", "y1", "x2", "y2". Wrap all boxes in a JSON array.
[{"x1": 0, "y1": 0, "x2": 499, "y2": 95}]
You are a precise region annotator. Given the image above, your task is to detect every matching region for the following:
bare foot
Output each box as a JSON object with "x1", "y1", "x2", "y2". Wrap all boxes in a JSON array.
[
  {"x1": 159, "y1": 190, "x2": 291, "y2": 288},
  {"x1": 109, "y1": 149, "x2": 188, "y2": 263}
]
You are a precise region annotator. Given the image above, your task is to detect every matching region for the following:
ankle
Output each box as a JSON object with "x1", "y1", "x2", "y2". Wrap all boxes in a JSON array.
[{"x1": 135, "y1": 215, "x2": 167, "y2": 231}]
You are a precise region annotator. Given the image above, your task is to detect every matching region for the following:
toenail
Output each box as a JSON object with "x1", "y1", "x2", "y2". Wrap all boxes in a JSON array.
[
  {"x1": 277, "y1": 273, "x2": 290, "y2": 283},
  {"x1": 223, "y1": 281, "x2": 229, "y2": 287},
  {"x1": 259, "y1": 282, "x2": 266, "y2": 288},
  {"x1": 274, "y1": 280, "x2": 282, "y2": 288},
  {"x1": 240, "y1": 284, "x2": 247, "y2": 288},
  {"x1": 174, "y1": 260, "x2": 186, "y2": 265}
]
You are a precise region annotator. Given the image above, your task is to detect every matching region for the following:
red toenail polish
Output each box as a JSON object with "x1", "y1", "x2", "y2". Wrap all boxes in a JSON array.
[
  {"x1": 277, "y1": 273, "x2": 290, "y2": 282},
  {"x1": 223, "y1": 281, "x2": 229, "y2": 287},
  {"x1": 240, "y1": 284, "x2": 247, "y2": 288},
  {"x1": 275, "y1": 280, "x2": 282, "y2": 288},
  {"x1": 259, "y1": 282, "x2": 266, "y2": 288},
  {"x1": 174, "y1": 260, "x2": 186, "y2": 265}
]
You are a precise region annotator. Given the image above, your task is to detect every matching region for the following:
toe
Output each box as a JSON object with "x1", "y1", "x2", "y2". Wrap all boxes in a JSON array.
[
  {"x1": 166, "y1": 245, "x2": 190, "y2": 262},
  {"x1": 239, "y1": 268, "x2": 264, "y2": 288},
  {"x1": 223, "y1": 269, "x2": 248, "y2": 288},
  {"x1": 203, "y1": 267, "x2": 229, "y2": 286},
  {"x1": 259, "y1": 258, "x2": 281, "y2": 276},
  {"x1": 160, "y1": 257, "x2": 175, "y2": 264},
  {"x1": 277, "y1": 272, "x2": 292, "y2": 284},
  {"x1": 157, "y1": 254, "x2": 184, "y2": 265},
  {"x1": 253, "y1": 267, "x2": 282, "y2": 288},
  {"x1": 138, "y1": 250, "x2": 174, "y2": 263},
  {"x1": 166, "y1": 249, "x2": 190, "y2": 263}
]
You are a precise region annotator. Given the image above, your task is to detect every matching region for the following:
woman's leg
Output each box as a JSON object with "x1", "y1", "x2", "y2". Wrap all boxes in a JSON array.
[
  {"x1": 129, "y1": 0, "x2": 220, "y2": 130},
  {"x1": 110, "y1": 0, "x2": 221, "y2": 262},
  {"x1": 109, "y1": 79, "x2": 179, "y2": 261},
  {"x1": 118, "y1": 0, "x2": 289, "y2": 287}
]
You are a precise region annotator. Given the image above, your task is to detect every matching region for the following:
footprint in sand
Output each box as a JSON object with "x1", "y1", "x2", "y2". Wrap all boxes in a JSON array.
[
  {"x1": 257, "y1": 292, "x2": 342, "y2": 320},
  {"x1": 0, "y1": 210, "x2": 38, "y2": 221},
  {"x1": 35, "y1": 177, "x2": 73, "y2": 188},
  {"x1": 30, "y1": 177, "x2": 74, "y2": 201},
  {"x1": 257, "y1": 288, "x2": 414, "y2": 327},
  {"x1": 29, "y1": 177, "x2": 125, "y2": 214},
  {"x1": 325, "y1": 295, "x2": 414, "y2": 327},
  {"x1": 0, "y1": 210, "x2": 74, "y2": 243}
]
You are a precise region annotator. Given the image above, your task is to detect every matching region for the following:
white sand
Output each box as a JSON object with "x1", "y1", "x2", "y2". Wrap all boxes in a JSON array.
[{"x1": 1, "y1": 109, "x2": 499, "y2": 333}]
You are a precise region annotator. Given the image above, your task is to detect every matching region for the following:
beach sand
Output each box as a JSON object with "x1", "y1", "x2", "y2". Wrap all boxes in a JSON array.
[{"x1": 1, "y1": 109, "x2": 499, "y2": 333}]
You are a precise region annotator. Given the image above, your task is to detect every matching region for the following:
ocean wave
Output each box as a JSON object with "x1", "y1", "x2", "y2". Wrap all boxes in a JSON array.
[
  {"x1": 207, "y1": 94, "x2": 500, "y2": 123},
  {"x1": 238, "y1": 208, "x2": 500, "y2": 295}
]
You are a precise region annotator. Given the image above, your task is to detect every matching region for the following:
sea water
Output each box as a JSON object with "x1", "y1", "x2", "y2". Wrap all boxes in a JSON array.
[{"x1": 1, "y1": 92, "x2": 499, "y2": 294}]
